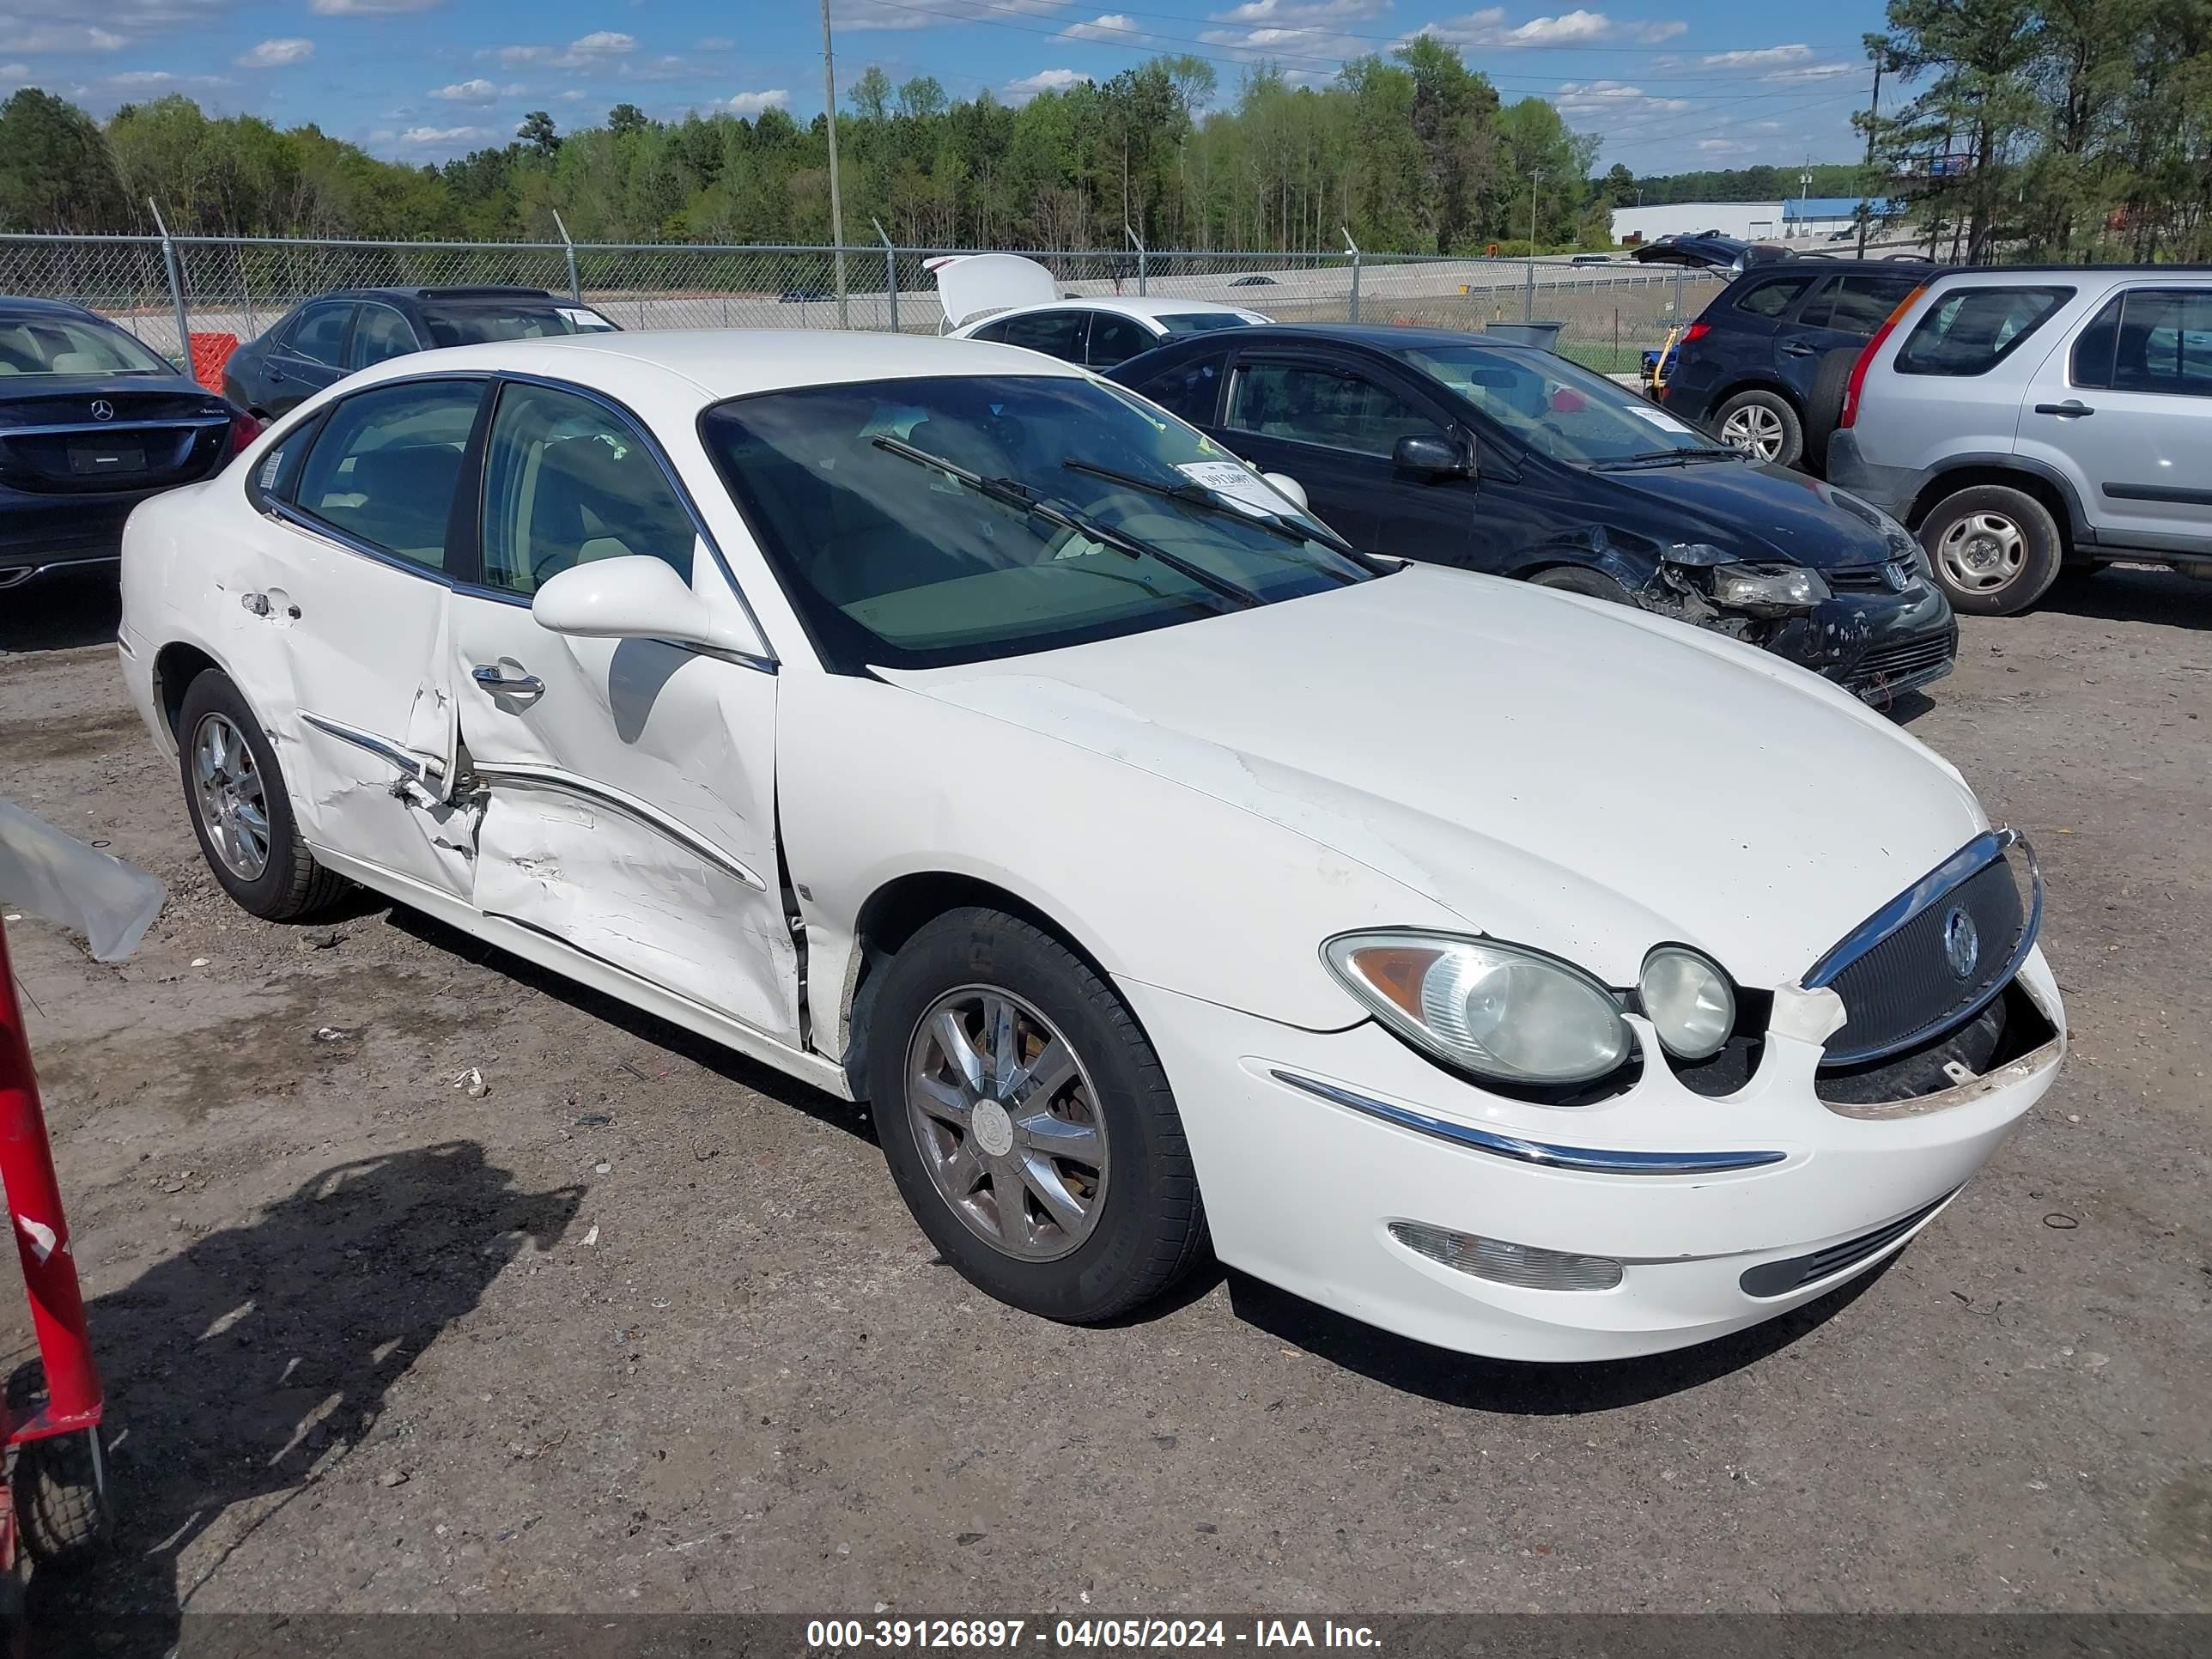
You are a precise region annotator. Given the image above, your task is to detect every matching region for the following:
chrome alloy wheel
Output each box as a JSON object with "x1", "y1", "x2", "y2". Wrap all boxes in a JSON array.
[
  {"x1": 1718, "y1": 401, "x2": 1786, "y2": 460},
  {"x1": 904, "y1": 986, "x2": 1109, "y2": 1262},
  {"x1": 1936, "y1": 511, "x2": 2027, "y2": 593},
  {"x1": 191, "y1": 712, "x2": 270, "y2": 880}
]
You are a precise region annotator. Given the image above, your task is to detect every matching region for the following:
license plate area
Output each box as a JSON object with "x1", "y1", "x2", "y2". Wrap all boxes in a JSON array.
[{"x1": 68, "y1": 443, "x2": 147, "y2": 477}]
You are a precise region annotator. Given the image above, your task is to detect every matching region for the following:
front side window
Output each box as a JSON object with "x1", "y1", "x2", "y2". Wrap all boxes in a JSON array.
[
  {"x1": 0, "y1": 312, "x2": 174, "y2": 377},
  {"x1": 1129, "y1": 349, "x2": 1229, "y2": 426},
  {"x1": 701, "y1": 374, "x2": 1370, "y2": 671},
  {"x1": 1399, "y1": 343, "x2": 1729, "y2": 466},
  {"x1": 286, "y1": 305, "x2": 354, "y2": 368},
  {"x1": 2075, "y1": 289, "x2": 2212, "y2": 398},
  {"x1": 997, "y1": 310, "x2": 1087, "y2": 362},
  {"x1": 292, "y1": 380, "x2": 483, "y2": 570},
  {"x1": 349, "y1": 307, "x2": 419, "y2": 369},
  {"x1": 1896, "y1": 285, "x2": 2075, "y2": 377},
  {"x1": 478, "y1": 382, "x2": 696, "y2": 595},
  {"x1": 1224, "y1": 362, "x2": 1444, "y2": 459},
  {"x1": 1734, "y1": 274, "x2": 1819, "y2": 319}
]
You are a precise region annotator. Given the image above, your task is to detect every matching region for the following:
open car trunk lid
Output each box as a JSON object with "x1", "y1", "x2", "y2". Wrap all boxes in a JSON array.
[{"x1": 927, "y1": 253, "x2": 1060, "y2": 331}]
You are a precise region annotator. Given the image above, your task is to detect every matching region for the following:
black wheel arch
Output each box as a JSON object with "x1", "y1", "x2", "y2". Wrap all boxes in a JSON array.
[
  {"x1": 151, "y1": 641, "x2": 228, "y2": 750},
  {"x1": 1908, "y1": 457, "x2": 2088, "y2": 549}
]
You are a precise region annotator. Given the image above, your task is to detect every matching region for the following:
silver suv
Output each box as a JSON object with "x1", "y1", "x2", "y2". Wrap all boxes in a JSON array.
[{"x1": 1825, "y1": 267, "x2": 2212, "y2": 614}]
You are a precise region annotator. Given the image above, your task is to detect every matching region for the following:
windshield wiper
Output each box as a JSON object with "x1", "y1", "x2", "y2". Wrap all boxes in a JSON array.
[
  {"x1": 1592, "y1": 447, "x2": 1741, "y2": 470},
  {"x1": 1061, "y1": 457, "x2": 1369, "y2": 564},
  {"x1": 872, "y1": 434, "x2": 1261, "y2": 610}
]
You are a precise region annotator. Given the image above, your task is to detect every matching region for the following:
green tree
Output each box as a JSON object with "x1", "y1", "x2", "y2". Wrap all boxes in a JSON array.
[
  {"x1": 517, "y1": 110, "x2": 561, "y2": 158},
  {"x1": 607, "y1": 103, "x2": 650, "y2": 137},
  {"x1": 0, "y1": 89, "x2": 129, "y2": 232}
]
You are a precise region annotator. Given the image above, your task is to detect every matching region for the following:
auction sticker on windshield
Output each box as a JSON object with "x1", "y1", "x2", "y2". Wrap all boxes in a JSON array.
[{"x1": 1178, "y1": 460, "x2": 1289, "y2": 517}]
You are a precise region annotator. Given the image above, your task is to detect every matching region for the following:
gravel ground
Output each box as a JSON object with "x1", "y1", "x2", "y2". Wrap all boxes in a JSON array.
[{"x1": 3, "y1": 568, "x2": 2209, "y2": 1651}]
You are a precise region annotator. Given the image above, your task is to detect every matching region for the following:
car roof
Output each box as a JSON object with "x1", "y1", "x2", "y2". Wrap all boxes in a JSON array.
[
  {"x1": 0, "y1": 295, "x2": 106, "y2": 319},
  {"x1": 1919, "y1": 264, "x2": 2212, "y2": 283},
  {"x1": 1145, "y1": 321, "x2": 1544, "y2": 356},
  {"x1": 319, "y1": 286, "x2": 566, "y2": 305},
  {"x1": 1738, "y1": 258, "x2": 1931, "y2": 276},
  {"x1": 975, "y1": 297, "x2": 1261, "y2": 325}
]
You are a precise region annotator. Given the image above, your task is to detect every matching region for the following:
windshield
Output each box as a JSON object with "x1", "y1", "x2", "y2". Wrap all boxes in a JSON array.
[
  {"x1": 701, "y1": 374, "x2": 1370, "y2": 671},
  {"x1": 422, "y1": 304, "x2": 617, "y2": 346},
  {"x1": 0, "y1": 313, "x2": 173, "y2": 377},
  {"x1": 1157, "y1": 312, "x2": 1254, "y2": 335},
  {"x1": 1399, "y1": 343, "x2": 1730, "y2": 465}
]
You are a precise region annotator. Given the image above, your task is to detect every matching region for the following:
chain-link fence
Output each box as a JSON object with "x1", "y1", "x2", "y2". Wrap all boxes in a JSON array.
[{"x1": 0, "y1": 232, "x2": 1723, "y2": 379}]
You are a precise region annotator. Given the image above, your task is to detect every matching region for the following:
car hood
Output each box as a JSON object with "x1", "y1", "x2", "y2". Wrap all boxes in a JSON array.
[
  {"x1": 878, "y1": 565, "x2": 1985, "y2": 991},
  {"x1": 1592, "y1": 457, "x2": 1901, "y2": 569}
]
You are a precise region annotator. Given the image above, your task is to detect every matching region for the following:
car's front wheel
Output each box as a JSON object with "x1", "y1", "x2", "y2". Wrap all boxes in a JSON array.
[
  {"x1": 177, "y1": 670, "x2": 349, "y2": 921},
  {"x1": 1712, "y1": 389, "x2": 1804, "y2": 468},
  {"x1": 1918, "y1": 484, "x2": 2063, "y2": 616},
  {"x1": 868, "y1": 907, "x2": 1208, "y2": 1323}
]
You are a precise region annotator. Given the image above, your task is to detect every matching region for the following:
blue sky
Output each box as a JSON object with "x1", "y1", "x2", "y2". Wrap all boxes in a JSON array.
[{"x1": 8, "y1": 0, "x2": 1889, "y2": 175}]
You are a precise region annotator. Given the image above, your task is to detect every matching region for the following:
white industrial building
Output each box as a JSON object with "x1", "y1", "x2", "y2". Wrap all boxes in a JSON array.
[{"x1": 1610, "y1": 202, "x2": 1782, "y2": 246}]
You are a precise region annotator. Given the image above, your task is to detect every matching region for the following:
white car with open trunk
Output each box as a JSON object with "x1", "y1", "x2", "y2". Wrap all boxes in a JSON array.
[{"x1": 118, "y1": 329, "x2": 2064, "y2": 1363}]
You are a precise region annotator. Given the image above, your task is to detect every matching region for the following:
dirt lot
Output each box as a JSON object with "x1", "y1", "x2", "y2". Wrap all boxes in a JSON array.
[{"x1": 2, "y1": 568, "x2": 2209, "y2": 1651}]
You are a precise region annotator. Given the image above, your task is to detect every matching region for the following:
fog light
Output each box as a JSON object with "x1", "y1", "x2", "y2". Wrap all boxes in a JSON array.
[{"x1": 1389, "y1": 1221, "x2": 1623, "y2": 1291}]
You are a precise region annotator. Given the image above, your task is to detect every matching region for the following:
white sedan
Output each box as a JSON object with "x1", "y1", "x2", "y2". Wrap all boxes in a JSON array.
[
  {"x1": 933, "y1": 252, "x2": 1269, "y2": 370},
  {"x1": 118, "y1": 331, "x2": 2065, "y2": 1362}
]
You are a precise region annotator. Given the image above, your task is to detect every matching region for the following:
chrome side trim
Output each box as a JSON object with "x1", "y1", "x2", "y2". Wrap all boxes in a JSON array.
[
  {"x1": 1267, "y1": 1069, "x2": 1788, "y2": 1176},
  {"x1": 299, "y1": 711, "x2": 447, "y2": 785},
  {"x1": 470, "y1": 761, "x2": 767, "y2": 892},
  {"x1": 1803, "y1": 827, "x2": 2045, "y2": 1067},
  {"x1": 0, "y1": 556, "x2": 120, "y2": 589},
  {"x1": 3, "y1": 416, "x2": 228, "y2": 436}
]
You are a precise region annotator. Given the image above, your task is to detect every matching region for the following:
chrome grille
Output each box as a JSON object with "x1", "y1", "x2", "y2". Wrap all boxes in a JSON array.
[{"x1": 1806, "y1": 830, "x2": 2041, "y2": 1066}]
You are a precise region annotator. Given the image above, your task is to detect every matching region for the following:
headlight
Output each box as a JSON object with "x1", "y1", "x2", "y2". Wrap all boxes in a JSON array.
[
  {"x1": 1711, "y1": 562, "x2": 1830, "y2": 608},
  {"x1": 1323, "y1": 931, "x2": 1632, "y2": 1086},
  {"x1": 1638, "y1": 946, "x2": 1736, "y2": 1060}
]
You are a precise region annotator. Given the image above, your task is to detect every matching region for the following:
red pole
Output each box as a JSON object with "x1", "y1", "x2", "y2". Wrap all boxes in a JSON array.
[{"x1": 0, "y1": 920, "x2": 101, "y2": 1439}]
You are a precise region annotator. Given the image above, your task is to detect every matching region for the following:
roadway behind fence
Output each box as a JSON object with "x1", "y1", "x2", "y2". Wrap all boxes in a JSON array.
[{"x1": 0, "y1": 234, "x2": 1724, "y2": 379}]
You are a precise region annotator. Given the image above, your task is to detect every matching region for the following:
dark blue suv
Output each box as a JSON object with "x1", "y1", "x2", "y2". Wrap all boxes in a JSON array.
[{"x1": 1660, "y1": 260, "x2": 1931, "y2": 471}]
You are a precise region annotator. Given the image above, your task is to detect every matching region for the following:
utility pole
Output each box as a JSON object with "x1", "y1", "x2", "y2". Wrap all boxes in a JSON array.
[
  {"x1": 1856, "y1": 46, "x2": 1885, "y2": 259},
  {"x1": 1528, "y1": 169, "x2": 1542, "y2": 252},
  {"x1": 819, "y1": 0, "x2": 848, "y2": 326}
]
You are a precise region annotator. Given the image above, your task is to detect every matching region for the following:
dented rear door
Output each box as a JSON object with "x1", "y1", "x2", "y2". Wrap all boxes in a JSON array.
[
  {"x1": 250, "y1": 376, "x2": 487, "y2": 902},
  {"x1": 448, "y1": 379, "x2": 799, "y2": 1046}
]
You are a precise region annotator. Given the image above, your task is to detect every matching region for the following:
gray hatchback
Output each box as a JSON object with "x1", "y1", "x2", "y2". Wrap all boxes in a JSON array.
[{"x1": 1825, "y1": 266, "x2": 2212, "y2": 614}]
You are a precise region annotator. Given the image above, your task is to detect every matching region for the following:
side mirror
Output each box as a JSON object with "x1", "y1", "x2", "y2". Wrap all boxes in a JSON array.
[
  {"x1": 1261, "y1": 471, "x2": 1309, "y2": 511},
  {"x1": 1393, "y1": 433, "x2": 1473, "y2": 479},
  {"x1": 532, "y1": 555, "x2": 750, "y2": 653}
]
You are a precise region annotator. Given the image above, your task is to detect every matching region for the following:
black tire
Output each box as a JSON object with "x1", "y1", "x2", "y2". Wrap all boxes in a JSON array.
[
  {"x1": 1802, "y1": 347, "x2": 1860, "y2": 473},
  {"x1": 867, "y1": 907, "x2": 1209, "y2": 1323},
  {"x1": 15, "y1": 1429, "x2": 111, "y2": 1570},
  {"x1": 1917, "y1": 484, "x2": 2065, "y2": 616},
  {"x1": 1529, "y1": 565, "x2": 1636, "y2": 604},
  {"x1": 1711, "y1": 388, "x2": 1804, "y2": 469},
  {"x1": 177, "y1": 670, "x2": 349, "y2": 921}
]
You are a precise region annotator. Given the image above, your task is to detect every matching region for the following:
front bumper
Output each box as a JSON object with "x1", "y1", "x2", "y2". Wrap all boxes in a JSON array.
[
  {"x1": 1773, "y1": 579, "x2": 1958, "y2": 702},
  {"x1": 1122, "y1": 950, "x2": 2063, "y2": 1363}
]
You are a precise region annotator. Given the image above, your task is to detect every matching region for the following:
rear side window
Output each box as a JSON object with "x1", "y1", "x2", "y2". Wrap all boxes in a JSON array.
[
  {"x1": 998, "y1": 310, "x2": 1087, "y2": 362},
  {"x1": 1895, "y1": 285, "x2": 2074, "y2": 377},
  {"x1": 2073, "y1": 289, "x2": 2212, "y2": 398},
  {"x1": 1734, "y1": 274, "x2": 1819, "y2": 319},
  {"x1": 1801, "y1": 273, "x2": 1922, "y2": 336},
  {"x1": 1129, "y1": 350, "x2": 1228, "y2": 425},
  {"x1": 421, "y1": 305, "x2": 617, "y2": 347},
  {"x1": 293, "y1": 380, "x2": 484, "y2": 570},
  {"x1": 1086, "y1": 312, "x2": 1154, "y2": 368},
  {"x1": 285, "y1": 304, "x2": 354, "y2": 368}
]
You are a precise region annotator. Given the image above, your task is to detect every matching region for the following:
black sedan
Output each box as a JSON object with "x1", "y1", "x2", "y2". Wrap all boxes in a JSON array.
[
  {"x1": 222, "y1": 286, "x2": 617, "y2": 418},
  {"x1": 1109, "y1": 324, "x2": 1957, "y2": 703},
  {"x1": 1630, "y1": 234, "x2": 1792, "y2": 272},
  {"x1": 0, "y1": 297, "x2": 254, "y2": 595}
]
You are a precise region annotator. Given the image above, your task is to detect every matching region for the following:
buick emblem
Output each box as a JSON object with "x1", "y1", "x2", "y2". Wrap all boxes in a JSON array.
[
  {"x1": 1942, "y1": 906, "x2": 1979, "y2": 981},
  {"x1": 90, "y1": 399, "x2": 114, "y2": 422}
]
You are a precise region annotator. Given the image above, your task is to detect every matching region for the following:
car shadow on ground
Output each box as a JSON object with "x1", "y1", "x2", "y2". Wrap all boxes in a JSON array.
[
  {"x1": 1227, "y1": 1252, "x2": 1897, "y2": 1413},
  {"x1": 2039, "y1": 563, "x2": 2212, "y2": 631},
  {"x1": 0, "y1": 574, "x2": 120, "y2": 657},
  {"x1": 23, "y1": 1141, "x2": 584, "y2": 1659}
]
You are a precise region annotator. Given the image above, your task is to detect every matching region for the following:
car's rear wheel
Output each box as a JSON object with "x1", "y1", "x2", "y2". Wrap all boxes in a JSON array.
[
  {"x1": 178, "y1": 670, "x2": 349, "y2": 921},
  {"x1": 1713, "y1": 389, "x2": 1803, "y2": 468},
  {"x1": 1803, "y1": 348, "x2": 1860, "y2": 473},
  {"x1": 868, "y1": 907, "x2": 1208, "y2": 1323},
  {"x1": 1918, "y1": 485, "x2": 2063, "y2": 616}
]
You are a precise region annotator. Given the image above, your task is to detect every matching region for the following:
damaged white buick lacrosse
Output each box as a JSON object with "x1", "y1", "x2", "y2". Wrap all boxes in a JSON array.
[{"x1": 118, "y1": 331, "x2": 2064, "y2": 1362}]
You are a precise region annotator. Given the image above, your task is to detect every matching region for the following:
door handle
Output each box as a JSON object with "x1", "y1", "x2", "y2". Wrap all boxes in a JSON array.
[
  {"x1": 268, "y1": 367, "x2": 287, "y2": 383},
  {"x1": 471, "y1": 664, "x2": 545, "y2": 699},
  {"x1": 1779, "y1": 343, "x2": 1817, "y2": 357},
  {"x1": 2034, "y1": 400, "x2": 2094, "y2": 417}
]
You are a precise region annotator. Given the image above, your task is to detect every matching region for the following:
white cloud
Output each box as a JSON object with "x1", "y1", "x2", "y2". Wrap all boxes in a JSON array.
[
  {"x1": 490, "y1": 30, "x2": 635, "y2": 69},
  {"x1": 0, "y1": 62, "x2": 26, "y2": 79},
  {"x1": 1700, "y1": 43, "x2": 1810, "y2": 66},
  {"x1": 728, "y1": 88, "x2": 788, "y2": 115},
  {"x1": 429, "y1": 77, "x2": 526, "y2": 102},
  {"x1": 1060, "y1": 12, "x2": 1139, "y2": 40},
  {"x1": 1554, "y1": 78, "x2": 1692, "y2": 116},
  {"x1": 397, "y1": 124, "x2": 485, "y2": 144},
  {"x1": 698, "y1": 35, "x2": 733, "y2": 49},
  {"x1": 568, "y1": 30, "x2": 635, "y2": 53},
  {"x1": 1406, "y1": 9, "x2": 1682, "y2": 49},
  {"x1": 844, "y1": 0, "x2": 1070, "y2": 33},
  {"x1": 557, "y1": 88, "x2": 586, "y2": 100},
  {"x1": 1764, "y1": 60, "x2": 1856, "y2": 82},
  {"x1": 1210, "y1": 0, "x2": 1387, "y2": 19},
  {"x1": 236, "y1": 36, "x2": 313, "y2": 68},
  {"x1": 311, "y1": 0, "x2": 441, "y2": 13},
  {"x1": 106, "y1": 68, "x2": 230, "y2": 87},
  {"x1": 1697, "y1": 137, "x2": 1749, "y2": 153},
  {"x1": 0, "y1": 23, "x2": 130, "y2": 52},
  {"x1": 1004, "y1": 66, "x2": 1088, "y2": 101}
]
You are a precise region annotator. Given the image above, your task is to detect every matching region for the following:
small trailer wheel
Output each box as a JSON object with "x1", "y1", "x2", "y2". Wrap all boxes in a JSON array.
[{"x1": 15, "y1": 1427, "x2": 112, "y2": 1569}]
